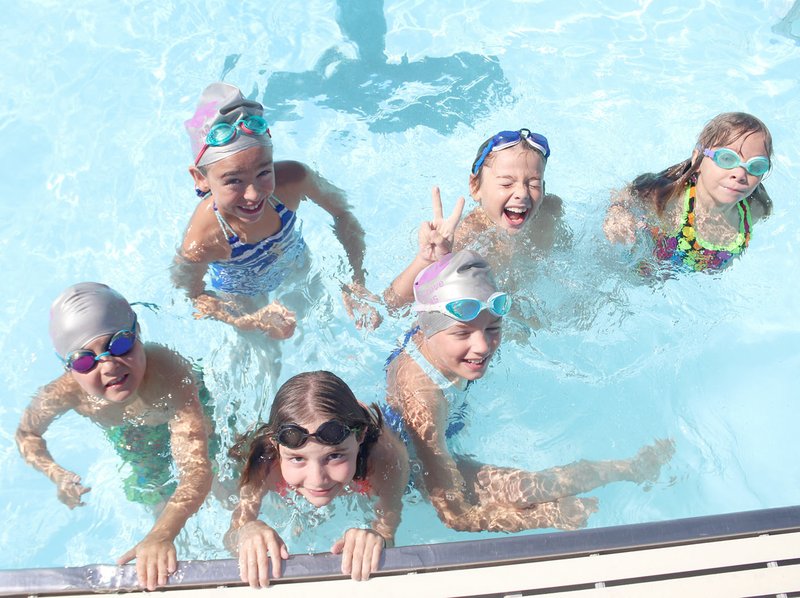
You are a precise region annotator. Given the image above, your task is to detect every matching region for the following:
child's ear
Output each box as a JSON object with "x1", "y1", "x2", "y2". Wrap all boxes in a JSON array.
[
  {"x1": 189, "y1": 165, "x2": 210, "y2": 192},
  {"x1": 356, "y1": 428, "x2": 367, "y2": 444},
  {"x1": 468, "y1": 173, "x2": 482, "y2": 202}
]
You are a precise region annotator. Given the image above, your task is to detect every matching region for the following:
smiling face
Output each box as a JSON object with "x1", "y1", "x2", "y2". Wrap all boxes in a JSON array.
[
  {"x1": 277, "y1": 417, "x2": 362, "y2": 507},
  {"x1": 470, "y1": 145, "x2": 546, "y2": 233},
  {"x1": 424, "y1": 310, "x2": 502, "y2": 381},
  {"x1": 190, "y1": 145, "x2": 276, "y2": 224},
  {"x1": 694, "y1": 131, "x2": 768, "y2": 209},
  {"x1": 69, "y1": 336, "x2": 146, "y2": 403}
]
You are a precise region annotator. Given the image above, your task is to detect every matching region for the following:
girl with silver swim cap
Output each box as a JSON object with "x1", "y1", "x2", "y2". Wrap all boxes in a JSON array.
[
  {"x1": 17, "y1": 282, "x2": 218, "y2": 592},
  {"x1": 174, "y1": 81, "x2": 382, "y2": 343},
  {"x1": 381, "y1": 195, "x2": 675, "y2": 534}
]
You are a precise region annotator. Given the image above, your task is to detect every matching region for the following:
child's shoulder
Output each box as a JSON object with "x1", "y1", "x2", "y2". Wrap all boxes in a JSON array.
[
  {"x1": 181, "y1": 198, "x2": 229, "y2": 262},
  {"x1": 141, "y1": 343, "x2": 195, "y2": 391}
]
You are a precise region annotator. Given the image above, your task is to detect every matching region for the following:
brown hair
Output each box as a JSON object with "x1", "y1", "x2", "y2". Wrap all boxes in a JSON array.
[
  {"x1": 631, "y1": 112, "x2": 773, "y2": 216},
  {"x1": 236, "y1": 371, "x2": 383, "y2": 487}
]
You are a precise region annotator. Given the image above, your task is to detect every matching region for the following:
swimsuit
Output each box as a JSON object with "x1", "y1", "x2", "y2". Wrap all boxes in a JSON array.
[
  {"x1": 650, "y1": 183, "x2": 751, "y2": 272},
  {"x1": 382, "y1": 327, "x2": 471, "y2": 446},
  {"x1": 209, "y1": 195, "x2": 307, "y2": 295},
  {"x1": 104, "y1": 367, "x2": 222, "y2": 506}
]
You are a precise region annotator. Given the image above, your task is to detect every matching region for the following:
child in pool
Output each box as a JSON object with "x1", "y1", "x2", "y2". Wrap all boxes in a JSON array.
[
  {"x1": 383, "y1": 249, "x2": 674, "y2": 533},
  {"x1": 454, "y1": 128, "x2": 566, "y2": 263},
  {"x1": 603, "y1": 112, "x2": 773, "y2": 272},
  {"x1": 15, "y1": 283, "x2": 214, "y2": 591},
  {"x1": 225, "y1": 370, "x2": 408, "y2": 587},
  {"x1": 173, "y1": 82, "x2": 380, "y2": 337}
]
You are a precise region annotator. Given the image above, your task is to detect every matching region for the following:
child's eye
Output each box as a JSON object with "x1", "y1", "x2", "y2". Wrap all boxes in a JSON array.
[
  {"x1": 224, "y1": 178, "x2": 241, "y2": 186},
  {"x1": 258, "y1": 169, "x2": 272, "y2": 178},
  {"x1": 528, "y1": 180, "x2": 542, "y2": 189},
  {"x1": 326, "y1": 452, "x2": 346, "y2": 462},
  {"x1": 287, "y1": 456, "x2": 305, "y2": 464}
]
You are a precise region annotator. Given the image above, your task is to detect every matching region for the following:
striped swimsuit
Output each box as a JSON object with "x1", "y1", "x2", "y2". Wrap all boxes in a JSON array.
[{"x1": 209, "y1": 195, "x2": 307, "y2": 295}]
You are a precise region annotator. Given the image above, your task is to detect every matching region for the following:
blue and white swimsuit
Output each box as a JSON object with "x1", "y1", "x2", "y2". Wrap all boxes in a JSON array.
[
  {"x1": 209, "y1": 195, "x2": 307, "y2": 296},
  {"x1": 382, "y1": 327, "x2": 471, "y2": 447}
]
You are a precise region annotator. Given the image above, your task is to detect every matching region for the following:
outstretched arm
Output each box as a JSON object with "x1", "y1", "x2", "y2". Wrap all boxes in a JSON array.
[
  {"x1": 225, "y1": 471, "x2": 289, "y2": 588},
  {"x1": 16, "y1": 378, "x2": 90, "y2": 508},
  {"x1": 117, "y1": 359, "x2": 212, "y2": 591},
  {"x1": 292, "y1": 162, "x2": 382, "y2": 330},
  {"x1": 391, "y1": 370, "x2": 592, "y2": 532},
  {"x1": 603, "y1": 187, "x2": 645, "y2": 244},
  {"x1": 384, "y1": 187, "x2": 464, "y2": 309}
]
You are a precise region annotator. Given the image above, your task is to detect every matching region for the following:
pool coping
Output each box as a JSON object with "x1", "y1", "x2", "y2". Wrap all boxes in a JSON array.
[{"x1": 2, "y1": 505, "x2": 799, "y2": 595}]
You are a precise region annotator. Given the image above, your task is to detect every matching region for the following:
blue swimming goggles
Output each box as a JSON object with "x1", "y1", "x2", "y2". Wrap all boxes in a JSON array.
[
  {"x1": 59, "y1": 315, "x2": 138, "y2": 374},
  {"x1": 472, "y1": 129, "x2": 551, "y2": 175},
  {"x1": 701, "y1": 147, "x2": 770, "y2": 177},
  {"x1": 415, "y1": 292, "x2": 512, "y2": 322},
  {"x1": 194, "y1": 114, "x2": 271, "y2": 165}
]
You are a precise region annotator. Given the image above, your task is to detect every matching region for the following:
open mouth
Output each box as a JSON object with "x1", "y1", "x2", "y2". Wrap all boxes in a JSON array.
[
  {"x1": 105, "y1": 373, "x2": 128, "y2": 388},
  {"x1": 238, "y1": 198, "x2": 265, "y2": 215},
  {"x1": 503, "y1": 207, "x2": 528, "y2": 226}
]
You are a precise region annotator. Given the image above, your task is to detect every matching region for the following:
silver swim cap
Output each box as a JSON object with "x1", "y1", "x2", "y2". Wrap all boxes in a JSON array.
[
  {"x1": 185, "y1": 82, "x2": 273, "y2": 168},
  {"x1": 49, "y1": 282, "x2": 136, "y2": 358},
  {"x1": 413, "y1": 250, "x2": 502, "y2": 337}
]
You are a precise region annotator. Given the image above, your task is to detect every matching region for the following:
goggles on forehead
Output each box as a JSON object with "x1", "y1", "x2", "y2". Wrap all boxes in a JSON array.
[
  {"x1": 701, "y1": 147, "x2": 770, "y2": 177},
  {"x1": 60, "y1": 315, "x2": 138, "y2": 374},
  {"x1": 472, "y1": 129, "x2": 551, "y2": 175},
  {"x1": 273, "y1": 420, "x2": 357, "y2": 449},
  {"x1": 415, "y1": 292, "x2": 512, "y2": 322},
  {"x1": 194, "y1": 114, "x2": 271, "y2": 165}
]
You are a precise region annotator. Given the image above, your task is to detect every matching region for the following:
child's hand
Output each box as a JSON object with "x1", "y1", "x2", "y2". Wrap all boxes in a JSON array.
[
  {"x1": 418, "y1": 186, "x2": 465, "y2": 263},
  {"x1": 628, "y1": 438, "x2": 675, "y2": 485},
  {"x1": 342, "y1": 282, "x2": 383, "y2": 330},
  {"x1": 237, "y1": 521, "x2": 289, "y2": 588},
  {"x1": 331, "y1": 528, "x2": 386, "y2": 581},
  {"x1": 603, "y1": 205, "x2": 638, "y2": 244},
  {"x1": 118, "y1": 535, "x2": 177, "y2": 592},
  {"x1": 55, "y1": 470, "x2": 91, "y2": 508},
  {"x1": 236, "y1": 302, "x2": 297, "y2": 339},
  {"x1": 535, "y1": 496, "x2": 599, "y2": 531}
]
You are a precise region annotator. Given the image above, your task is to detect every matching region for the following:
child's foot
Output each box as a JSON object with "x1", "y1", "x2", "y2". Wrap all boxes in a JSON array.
[{"x1": 551, "y1": 496, "x2": 599, "y2": 531}]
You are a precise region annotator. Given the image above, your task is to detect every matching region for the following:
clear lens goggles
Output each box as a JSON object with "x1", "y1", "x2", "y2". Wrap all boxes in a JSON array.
[
  {"x1": 415, "y1": 292, "x2": 512, "y2": 322},
  {"x1": 702, "y1": 147, "x2": 770, "y2": 177}
]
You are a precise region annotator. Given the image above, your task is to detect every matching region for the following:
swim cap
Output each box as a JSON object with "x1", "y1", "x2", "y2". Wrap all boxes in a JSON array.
[
  {"x1": 185, "y1": 82, "x2": 272, "y2": 168},
  {"x1": 413, "y1": 250, "x2": 500, "y2": 337},
  {"x1": 49, "y1": 282, "x2": 137, "y2": 358}
]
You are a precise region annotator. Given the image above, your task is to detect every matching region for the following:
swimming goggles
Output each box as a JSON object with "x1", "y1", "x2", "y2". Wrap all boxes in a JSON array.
[
  {"x1": 701, "y1": 147, "x2": 770, "y2": 177},
  {"x1": 60, "y1": 316, "x2": 137, "y2": 374},
  {"x1": 274, "y1": 420, "x2": 358, "y2": 449},
  {"x1": 415, "y1": 292, "x2": 512, "y2": 322},
  {"x1": 472, "y1": 129, "x2": 551, "y2": 175},
  {"x1": 194, "y1": 114, "x2": 271, "y2": 165}
]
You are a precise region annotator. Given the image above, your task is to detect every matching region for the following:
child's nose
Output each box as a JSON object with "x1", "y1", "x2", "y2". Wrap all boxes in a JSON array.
[{"x1": 308, "y1": 463, "x2": 329, "y2": 487}]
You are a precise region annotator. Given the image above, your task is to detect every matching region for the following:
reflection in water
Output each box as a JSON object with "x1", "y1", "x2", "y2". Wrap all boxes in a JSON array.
[{"x1": 256, "y1": 0, "x2": 513, "y2": 133}]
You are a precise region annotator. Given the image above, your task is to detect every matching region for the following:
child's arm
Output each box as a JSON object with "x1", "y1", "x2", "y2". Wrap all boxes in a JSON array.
[
  {"x1": 394, "y1": 374, "x2": 594, "y2": 532},
  {"x1": 117, "y1": 358, "x2": 213, "y2": 591},
  {"x1": 226, "y1": 472, "x2": 289, "y2": 588},
  {"x1": 603, "y1": 186, "x2": 647, "y2": 244},
  {"x1": 15, "y1": 378, "x2": 90, "y2": 508},
  {"x1": 384, "y1": 187, "x2": 464, "y2": 308},
  {"x1": 172, "y1": 235, "x2": 296, "y2": 339},
  {"x1": 285, "y1": 161, "x2": 381, "y2": 330},
  {"x1": 330, "y1": 429, "x2": 409, "y2": 581}
]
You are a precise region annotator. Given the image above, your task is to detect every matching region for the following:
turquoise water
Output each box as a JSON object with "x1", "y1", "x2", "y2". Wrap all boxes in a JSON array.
[{"x1": 2, "y1": 0, "x2": 800, "y2": 570}]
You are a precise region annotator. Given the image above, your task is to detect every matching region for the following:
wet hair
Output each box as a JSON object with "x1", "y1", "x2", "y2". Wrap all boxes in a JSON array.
[
  {"x1": 631, "y1": 112, "x2": 773, "y2": 216},
  {"x1": 236, "y1": 371, "x2": 383, "y2": 487}
]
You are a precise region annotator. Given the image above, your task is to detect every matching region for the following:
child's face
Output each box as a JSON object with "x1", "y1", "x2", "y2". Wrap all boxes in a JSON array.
[
  {"x1": 69, "y1": 337, "x2": 146, "y2": 403},
  {"x1": 470, "y1": 146, "x2": 546, "y2": 234},
  {"x1": 191, "y1": 145, "x2": 276, "y2": 224},
  {"x1": 278, "y1": 418, "x2": 361, "y2": 507},
  {"x1": 694, "y1": 131, "x2": 768, "y2": 207},
  {"x1": 425, "y1": 311, "x2": 503, "y2": 381}
]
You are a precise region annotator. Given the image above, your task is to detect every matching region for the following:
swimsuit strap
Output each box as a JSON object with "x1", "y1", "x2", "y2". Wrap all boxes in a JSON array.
[{"x1": 212, "y1": 202, "x2": 240, "y2": 246}]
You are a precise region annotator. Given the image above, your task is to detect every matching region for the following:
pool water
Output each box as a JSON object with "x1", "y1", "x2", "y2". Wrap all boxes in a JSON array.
[{"x1": 2, "y1": 0, "x2": 800, "y2": 570}]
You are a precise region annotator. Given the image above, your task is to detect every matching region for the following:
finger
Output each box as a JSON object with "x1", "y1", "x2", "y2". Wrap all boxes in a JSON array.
[
  {"x1": 238, "y1": 548, "x2": 250, "y2": 584},
  {"x1": 254, "y1": 541, "x2": 270, "y2": 588},
  {"x1": 158, "y1": 550, "x2": 169, "y2": 587},
  {"x1": 268, "y1": 539, "x2": 285, "y2": 581},
  {"x1": 331, "y1": 538, "x2": 345, "y2": 555},
  {"x1": 447, "y1": 196, "x2": 465, "y2": 226},
  {"x1": 350, "y1": 536, "x2": 366, "y2": 581},
  {"x1": 340, "y1": 536, "x2": 353, "y2": 576},
  {"x1": 431, "y1": 186, "x2": 443, "y2": 221},
  {"x1": 147, "y1": 556, "x2": 159, "y2": 591},
  {"x1": 117, "y1": 548, "x2": 136, "y2": 566},
  {"x1": 168, "y1": 549, "x2": 177, "y2": 574}
]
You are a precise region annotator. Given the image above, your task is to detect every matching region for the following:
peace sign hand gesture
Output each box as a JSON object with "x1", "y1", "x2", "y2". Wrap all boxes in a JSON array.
[{"x1": 417, "y1": 186, "x2": 465, "y2": 263}]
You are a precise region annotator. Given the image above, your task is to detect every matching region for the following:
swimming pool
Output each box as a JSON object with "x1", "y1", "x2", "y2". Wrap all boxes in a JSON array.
[{"x1": 1, "y1": 0, "x2": 799, "y2": 571}]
